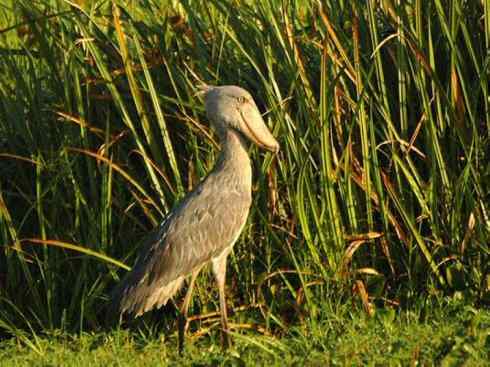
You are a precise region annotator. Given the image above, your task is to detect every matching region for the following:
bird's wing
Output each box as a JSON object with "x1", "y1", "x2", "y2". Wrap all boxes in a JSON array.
[{"x1": 112, "y1": 177, "x2": 251, "y2": 315}]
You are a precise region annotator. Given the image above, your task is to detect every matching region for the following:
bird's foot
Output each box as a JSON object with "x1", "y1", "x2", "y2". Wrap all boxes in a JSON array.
[{"x1": 220, "y1": 327, "x2": 232, "y2": 350}]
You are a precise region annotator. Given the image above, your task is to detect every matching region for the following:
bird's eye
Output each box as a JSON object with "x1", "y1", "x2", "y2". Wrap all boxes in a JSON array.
[{"x1": 237, "y1": 96, "x2": 247, "y2": 104}]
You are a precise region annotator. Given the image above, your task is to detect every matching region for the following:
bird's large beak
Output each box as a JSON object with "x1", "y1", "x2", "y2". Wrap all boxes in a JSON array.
[{"x1": 239, "y1": 108, "x2": 279, "y2": 153}]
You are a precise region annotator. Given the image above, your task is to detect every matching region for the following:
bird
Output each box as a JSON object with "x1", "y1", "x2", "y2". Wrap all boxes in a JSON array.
[{"x1": 111, "y1": 84, "x2": 279, "y2": 351}]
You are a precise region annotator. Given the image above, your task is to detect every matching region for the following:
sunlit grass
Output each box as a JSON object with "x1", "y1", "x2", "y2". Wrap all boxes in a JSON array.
[{"x1": 1, "y1": 300, "x2": 489, "y2": 366}]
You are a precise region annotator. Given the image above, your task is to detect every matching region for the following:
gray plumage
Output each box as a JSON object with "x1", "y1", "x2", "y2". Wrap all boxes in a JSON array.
[{"x1": 111, "y1": 85, "x2": 279, "y2": 348}]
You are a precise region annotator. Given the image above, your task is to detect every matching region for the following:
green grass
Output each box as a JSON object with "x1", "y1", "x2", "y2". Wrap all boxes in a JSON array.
[
  {"x1": 1, "y1": 300, "x2": 489, "y2": 366},
  {"x1": 0, "y1": 0, "x2": 489, "y2": 364}
]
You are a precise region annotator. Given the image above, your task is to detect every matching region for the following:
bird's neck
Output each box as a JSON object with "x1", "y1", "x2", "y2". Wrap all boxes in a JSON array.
[{"x1": 215, "y1": 129, "x2": 252, "y2": 188}]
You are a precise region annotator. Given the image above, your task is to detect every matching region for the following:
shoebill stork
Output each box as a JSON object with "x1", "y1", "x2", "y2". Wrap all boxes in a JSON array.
[{"x1": 111, "y1": 85, "x2": 279, "y2": 351}]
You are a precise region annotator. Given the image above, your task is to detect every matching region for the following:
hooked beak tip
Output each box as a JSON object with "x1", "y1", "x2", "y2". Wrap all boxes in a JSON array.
[
  {"x1": 268, "y1": 141, "x2": 280, "y2": 154},
  {"x1": 258, "y1": 139, "x2": 279, "y2": 153}
]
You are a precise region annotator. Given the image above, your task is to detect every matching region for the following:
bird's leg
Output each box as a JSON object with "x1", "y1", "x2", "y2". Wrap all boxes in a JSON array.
[
  {"x1": 178, "y1": 266, "x2": 202, "y2": 354},
  {"x1": 212, "y1": 251, "x2": 231, "y2": 350}
]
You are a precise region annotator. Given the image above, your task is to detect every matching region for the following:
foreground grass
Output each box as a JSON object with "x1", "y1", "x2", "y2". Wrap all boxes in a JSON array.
[{"x1": 1, "y1": 300, "x2": 489, "y2": 366}]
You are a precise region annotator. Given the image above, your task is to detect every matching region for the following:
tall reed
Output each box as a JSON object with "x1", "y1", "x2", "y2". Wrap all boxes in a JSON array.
[{"x1": 0, "y1": 0, "x2": 488, "y2": 336}]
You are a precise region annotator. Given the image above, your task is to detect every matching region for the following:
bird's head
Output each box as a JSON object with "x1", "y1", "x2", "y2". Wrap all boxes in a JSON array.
[{"x1": 200, "y1": 85, "x2": 279, "y2": 153}]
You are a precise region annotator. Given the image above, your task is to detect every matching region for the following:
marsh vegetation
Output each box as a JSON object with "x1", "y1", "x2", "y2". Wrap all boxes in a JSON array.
[{"x1": 0, "y1": 0, "x2": 489, "y2": 364}]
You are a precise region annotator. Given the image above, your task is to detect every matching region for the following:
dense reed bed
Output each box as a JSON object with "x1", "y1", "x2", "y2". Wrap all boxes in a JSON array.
[{"x1": 0, "y1": 1, "x2": 488, "y2": 359}]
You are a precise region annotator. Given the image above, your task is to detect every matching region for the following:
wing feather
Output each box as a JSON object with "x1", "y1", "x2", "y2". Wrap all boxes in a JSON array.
[{"x1": 111, "y1": 175, "x2": 251, "y2": 316}]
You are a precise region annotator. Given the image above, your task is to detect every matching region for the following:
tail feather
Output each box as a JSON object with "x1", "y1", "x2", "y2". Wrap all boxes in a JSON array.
[{"x1": 111, "y1": 275, "x2": 185, "y2": 317}]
